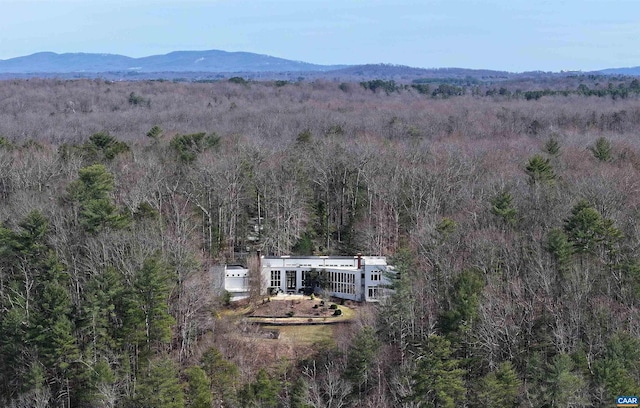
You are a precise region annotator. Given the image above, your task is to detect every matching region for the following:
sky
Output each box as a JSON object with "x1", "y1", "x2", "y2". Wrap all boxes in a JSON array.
[{"x1": 1, "y1": 0, "x2": 639, "y2": 72}]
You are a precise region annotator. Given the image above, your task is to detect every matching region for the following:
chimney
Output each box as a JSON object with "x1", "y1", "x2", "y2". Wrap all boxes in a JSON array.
[{"x1": 357, "y1": 253, "x2": 362, "y2": 269}]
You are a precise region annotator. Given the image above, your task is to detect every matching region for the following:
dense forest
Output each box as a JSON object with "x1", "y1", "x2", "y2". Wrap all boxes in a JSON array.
[{"x1": 1, "y1": 76, "x2": 640, "y2": 407}]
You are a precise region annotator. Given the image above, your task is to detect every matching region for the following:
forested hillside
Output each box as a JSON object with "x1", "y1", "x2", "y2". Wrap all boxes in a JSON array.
[{"x1": 1, "y1": 77, "x2": 640, "y2": 407}]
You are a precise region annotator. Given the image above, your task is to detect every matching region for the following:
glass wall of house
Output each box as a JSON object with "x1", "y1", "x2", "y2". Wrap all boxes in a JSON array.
[{"x1": 328, "y1": 271, "x2": 356, "y2": 295}]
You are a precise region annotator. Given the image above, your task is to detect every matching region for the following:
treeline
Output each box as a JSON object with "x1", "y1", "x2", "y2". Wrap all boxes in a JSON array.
[
  {"x1": 0, "y1": 78, "x2": 639, "y2": 406},
  {"x1": 519, "y1": 79, "x2": 640, "y2": 100},
  {"x1": 361, "y1": 77, "x2": 640, "y2": 100}
]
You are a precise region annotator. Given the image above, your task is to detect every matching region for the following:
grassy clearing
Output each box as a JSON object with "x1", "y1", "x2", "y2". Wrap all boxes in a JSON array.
[{"x1": 263, "y1": 324, "x2": 334, "y2": 346}]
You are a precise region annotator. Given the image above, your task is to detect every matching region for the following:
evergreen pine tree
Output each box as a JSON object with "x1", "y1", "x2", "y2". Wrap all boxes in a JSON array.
[
  {"x1": 290, "y1": 377, "x2": 310, "y2": 408},
  {"x1": 594, "y1": 333, "x2": 640, "y2": 401},
  {"x1": 200, "y1": 347, "x2": 239, "y2": 406},
  {"x1": 185, "y1": 366, "x2": 213, "y2": 408},
  {"x1": 239, "y1": 369, "x2": 279, "y2": 408},
  {"x1": 438, "y1": 269, "x2": 484, "y2": 337},
  {"x1": 476, "y1": 361, "x2": 520, "y2": 408},
  {"x1": 547, "y1": 228, "x2": 572, "y2": 269},
  {"x1": 525, "y1": 154, "x2": 556, "y2": 185},
  {"x1": 410, "y1": 334, "x2": 466, "y2": 408},
  {"x1": 134, "y1": 257, "x2": 176, "y2": 356},
  {"x1": 344, "y1": 326, "x2": 381, "y2": 394},
  {"x1": 67, "y1": 164, "x2": 129, "y2": 233},
  {"x1": 545, "y1": 136, "x2": 561, "y2": 156},
  {"x1": 135, "y1": 358, "x2": 185, "y2": 408},
  {"x1": 490, "y1": 191, "x2": 517, "y2": 227},
  {"x1": 589, "y1": 137, "x2": 613, "y2": 162}
]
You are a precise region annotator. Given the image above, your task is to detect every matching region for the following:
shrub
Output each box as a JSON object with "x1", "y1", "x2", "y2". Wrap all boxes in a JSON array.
[
  {"x1": 329, "y1": 304, "x2": 338, "y2": 310},
  {"x1": 286, "y1": 311, "x2": 295, "y2": 317},
  {"x1": 221, "y1": 290, "x2": 232, "y2": 306},
  {"x1": 333, "y1": 309, "x2": 342, "y2": 316}
]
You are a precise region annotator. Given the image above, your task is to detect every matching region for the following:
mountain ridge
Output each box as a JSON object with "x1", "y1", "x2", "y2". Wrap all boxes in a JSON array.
[
  {"x1": 0, "y1": 49, "x2": 346, "y2": 73},
  {"x1": 0, "y1": 49, "x2": 637, "y2": 78}
]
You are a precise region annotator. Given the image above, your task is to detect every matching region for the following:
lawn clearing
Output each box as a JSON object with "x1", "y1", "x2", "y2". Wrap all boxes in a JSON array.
[{"x1": 263, "y1": 324, "x2": 335, "y2": 347}]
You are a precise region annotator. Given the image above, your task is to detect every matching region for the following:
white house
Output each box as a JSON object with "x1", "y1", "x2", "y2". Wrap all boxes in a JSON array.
[{"x1": 223, "y1": 254, "x2": 393, "y2": 302}]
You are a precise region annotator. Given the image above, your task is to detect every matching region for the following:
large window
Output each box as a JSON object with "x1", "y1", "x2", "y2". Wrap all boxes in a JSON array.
[
  {"x1": 270, "y1": 270, "x2": 281, "y2": 289},
  {"x1": 368, "y1": 286, "x2": 380, "y2": 299},
  {"x1": 286, "y1": 270, "x2": 296, "y2": 290},
  {"x1": 327, "y1": 271, "x2": 356, "y2": 295}
]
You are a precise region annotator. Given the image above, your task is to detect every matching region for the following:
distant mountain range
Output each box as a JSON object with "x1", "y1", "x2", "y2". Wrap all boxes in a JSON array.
[
  {"x1": 0, "y1": 49, "x2": 637, "y2": 78},
  {"x1": 0, "y1": 50, "x2": 347, "y2": 74},
  {"x1": 597, "y1": 67, "x2": 640, "y2": 76}
]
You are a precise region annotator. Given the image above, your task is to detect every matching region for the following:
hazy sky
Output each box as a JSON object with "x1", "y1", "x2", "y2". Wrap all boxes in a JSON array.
[{"x1": 1, "y1": 0, "x2": 639, "y2": 72}]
